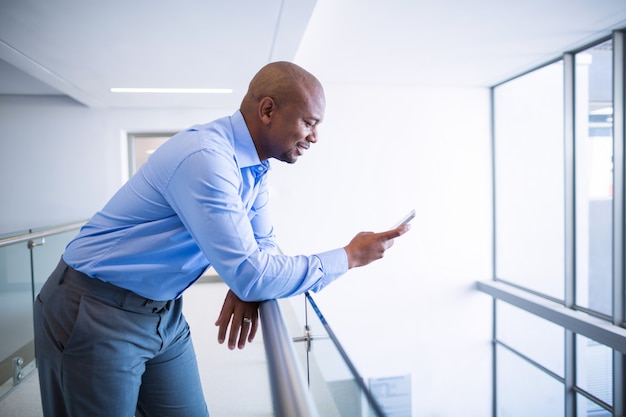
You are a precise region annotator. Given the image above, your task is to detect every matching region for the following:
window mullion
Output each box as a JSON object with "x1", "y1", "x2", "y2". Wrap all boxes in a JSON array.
[
  {"x1": 563, "y1": 51, "x2": 576, "y2": 417},
  {"x1": 611, "y1": 31, "x2": 625, "y2": 329},
  {"x1": 611, "y1": 29, "x2": 625, "y2": 417}
]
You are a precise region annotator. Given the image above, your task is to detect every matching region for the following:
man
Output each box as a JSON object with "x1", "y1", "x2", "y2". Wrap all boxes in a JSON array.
[{"x1": 34, "y1": 61, "x2": 409, "y2": 417}]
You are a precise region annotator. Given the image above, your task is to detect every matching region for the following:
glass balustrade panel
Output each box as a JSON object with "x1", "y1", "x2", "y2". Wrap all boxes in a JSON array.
[
  {"x1": 0, "y1": 224, "x2": 81, "y2": 397},
  {"x1": 300, "y1": 295, "x2": 386, "y2": 417},
  {"x1": 0, "y1": 240, "x2": 35, "y2": 396},
  {"x1": 30, "y1": 229, "x2": 78, "y2": 296}
]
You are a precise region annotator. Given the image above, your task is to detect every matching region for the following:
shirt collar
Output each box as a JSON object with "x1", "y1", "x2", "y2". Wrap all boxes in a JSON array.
[{"x1": 231, "y1": 110, "x2": 270, "y2": 172}]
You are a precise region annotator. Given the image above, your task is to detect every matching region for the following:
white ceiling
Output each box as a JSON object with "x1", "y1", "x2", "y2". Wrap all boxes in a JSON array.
[{"x1": 1, "y1": 0, "x2": 626, "y2": 109}]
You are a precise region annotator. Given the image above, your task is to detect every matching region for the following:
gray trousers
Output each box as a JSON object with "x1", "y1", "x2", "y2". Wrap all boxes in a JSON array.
[{"x1": 33, "y1": 259, "x2": 209, "y2": 417}]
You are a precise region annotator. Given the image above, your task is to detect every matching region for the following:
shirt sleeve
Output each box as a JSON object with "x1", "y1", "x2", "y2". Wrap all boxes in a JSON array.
[{"x1": 162, "y1": 146, "x2": 348, "y2": 301}]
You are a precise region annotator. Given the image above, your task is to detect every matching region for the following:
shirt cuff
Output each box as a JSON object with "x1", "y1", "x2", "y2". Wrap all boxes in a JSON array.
[{"x1": 312, "y1": 247, "x2": 349, "y2": 291}]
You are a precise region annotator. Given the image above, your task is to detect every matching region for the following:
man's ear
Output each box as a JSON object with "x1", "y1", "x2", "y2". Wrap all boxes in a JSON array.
[{"x1": 258, "y1": 97, "x2": 275, "y2": 125}]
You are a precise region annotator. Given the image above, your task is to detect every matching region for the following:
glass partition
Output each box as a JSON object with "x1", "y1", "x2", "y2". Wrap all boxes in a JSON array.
[
  {"x1": 291, "y1": 293, "x2": 386, "y2": 417},
  {"x1": 30, "y1": 229, "x2": 77, "y2": 297},
  {"x1": 0, "y1": 223, "x2": 82, "y2": 397},
  {"x1": 0, "y1": 235, "x2": 34, "y2": 396}
]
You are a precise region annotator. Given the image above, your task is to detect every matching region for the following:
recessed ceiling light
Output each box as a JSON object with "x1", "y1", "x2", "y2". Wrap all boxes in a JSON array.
[{"x1": 110, "y1": 87, "x2": 232, "y2": 94}]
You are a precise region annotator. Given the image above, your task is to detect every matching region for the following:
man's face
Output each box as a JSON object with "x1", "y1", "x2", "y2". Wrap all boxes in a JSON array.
[{"x1": 267, "y1": 91, "x2": 324, "y2": 164}]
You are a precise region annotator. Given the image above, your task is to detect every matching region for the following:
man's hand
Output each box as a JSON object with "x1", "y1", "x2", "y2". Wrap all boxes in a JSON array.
[
  {"x1": 343, "y1": 224, "x2": 410, "y2": 269},
  {"x1": 214, "y1": 290, "x2": 260, "y2": 350}
]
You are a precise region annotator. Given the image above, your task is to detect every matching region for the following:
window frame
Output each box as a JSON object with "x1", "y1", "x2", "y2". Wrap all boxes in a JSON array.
[{"x1": 480, "y1": 29, "x2": 626, "y2": 417}]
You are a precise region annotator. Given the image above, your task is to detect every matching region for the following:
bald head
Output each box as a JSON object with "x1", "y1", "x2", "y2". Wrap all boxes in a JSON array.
[
  {"x1": 241, "y1": 61, "x2": 324, "y2": 113},
  {"x1": 240, "y1": 62, "x2": 325, "y2": 163}
]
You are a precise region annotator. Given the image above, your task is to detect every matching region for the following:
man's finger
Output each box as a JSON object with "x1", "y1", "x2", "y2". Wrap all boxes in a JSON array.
[
  {"x1": 383, "y1": 224, "x2": 411, "y2": 238},
  {"x1": 228, "y1": 321, "x2": 241, "y2": 350},
  {"x1": 216, "y1": 316, "x2": 230, "y2": 344},
  {"x1": 238, "y1": 318, "x2": 253, "y2": 349},
  {"x1": 248, "y1": 319, "x2": 259, "y2": 342}
]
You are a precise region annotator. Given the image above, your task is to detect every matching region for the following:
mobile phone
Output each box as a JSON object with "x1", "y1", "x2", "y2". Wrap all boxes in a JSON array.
[{"x1": 392, "y1": 209, "x2": 415, "y2": 228}]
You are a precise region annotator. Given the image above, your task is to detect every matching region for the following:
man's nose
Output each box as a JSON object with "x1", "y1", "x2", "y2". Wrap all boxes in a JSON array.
[{"x1": 307, "y1": 127, "x2": 318, "y2": 143}]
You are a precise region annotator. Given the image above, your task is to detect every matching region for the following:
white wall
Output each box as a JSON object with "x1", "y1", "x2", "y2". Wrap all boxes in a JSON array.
[
  {"x1": 0, "y1": 96, "x2": 109, "y2": 233},
  {"x1": 0, "y1": 94, "x2": 230, "y2": 233},
  {"x1": 272, "y1": 83, "x2": 494, "y2": 416}
]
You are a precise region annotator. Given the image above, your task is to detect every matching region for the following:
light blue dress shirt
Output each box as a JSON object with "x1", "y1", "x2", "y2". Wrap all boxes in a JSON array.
[{"x1": 63, "y1": 111, "x2": 348, "y2": 301}]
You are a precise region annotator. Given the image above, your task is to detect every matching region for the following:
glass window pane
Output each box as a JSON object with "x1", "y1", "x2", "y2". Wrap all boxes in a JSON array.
[
  {"x1": 496, "y1": 300, "x2": 564, "y2": 376},
  {"x1": 574, "y1": 40, "x2": 614, "y2": 316},
  {"x1": 576, "y1": 393, "x2": 611, "y2": 417},
  {"x1": 576, "y1": 334, "x2": 613, "y2": 406},
  {"x1": 494, "y1": 61, "x2": 565, "y2": 299},
  {"x1": 496, "y1": 345, "x2": 564, "y2": 417}
]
